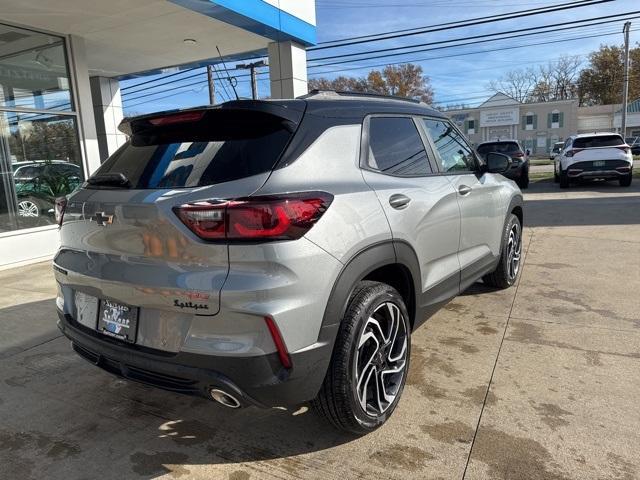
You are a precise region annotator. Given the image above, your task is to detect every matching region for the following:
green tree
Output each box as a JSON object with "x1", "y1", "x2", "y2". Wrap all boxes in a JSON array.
[{"x1": 578, "y1": 44, "x2": 640, "y2": 105}]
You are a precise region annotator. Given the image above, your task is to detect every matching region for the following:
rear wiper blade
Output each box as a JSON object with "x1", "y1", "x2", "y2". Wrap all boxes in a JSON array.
[{"x1": 87, "y1": 173, "x2": 132, "y2": 188}]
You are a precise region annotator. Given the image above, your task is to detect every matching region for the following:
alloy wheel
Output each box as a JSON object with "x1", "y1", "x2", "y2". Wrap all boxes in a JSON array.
[
  {"x1": 18, "y1": 200, "x2": 39, "y2": 218},
  {"x1": 506, "y1": 223, "x2": 522, "y2": 281},
  {"x1": 354, "y1": 301, "x2": 408, "y2": 416}
]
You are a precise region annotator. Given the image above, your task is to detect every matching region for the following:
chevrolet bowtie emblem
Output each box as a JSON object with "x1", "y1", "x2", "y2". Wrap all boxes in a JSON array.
[{"x1": 92, "y1": 212, "x2": 113, "y2": 226}]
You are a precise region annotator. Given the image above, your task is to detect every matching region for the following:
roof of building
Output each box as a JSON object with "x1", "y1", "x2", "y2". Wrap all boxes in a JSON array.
[{"x1": 479, "y1": 92, "x2": 520, "y2": 107}]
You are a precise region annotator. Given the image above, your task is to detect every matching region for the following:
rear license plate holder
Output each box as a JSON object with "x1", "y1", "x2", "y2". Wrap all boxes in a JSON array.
[
  {"x1": 593, "y1": 161, "x2": 606, "y2": 167},
  {"x1": 97, "y1": 300, "x2": 139, "y2": 343}
]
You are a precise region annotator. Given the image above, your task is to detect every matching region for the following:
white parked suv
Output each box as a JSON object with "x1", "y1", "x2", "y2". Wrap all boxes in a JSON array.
[{"x1": 555, "y1": 133, "x2": 633, "y2": 188}]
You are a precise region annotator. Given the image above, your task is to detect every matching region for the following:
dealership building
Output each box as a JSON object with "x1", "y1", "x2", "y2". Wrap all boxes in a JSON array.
[
  {"x1": 0, "y1": 0, "x2": 316, "y2": 269},
  {"x1": 445, "y1": 92, "x2": 640, "y2": 152},
  {"x1": 445, "y1": 93, "x2": 578, "y2": 154}
]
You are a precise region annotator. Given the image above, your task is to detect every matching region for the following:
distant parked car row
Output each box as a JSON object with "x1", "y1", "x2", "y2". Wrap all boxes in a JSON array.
[{"x1": 554, "y1": 133, "x2": 633, "y2": 188}]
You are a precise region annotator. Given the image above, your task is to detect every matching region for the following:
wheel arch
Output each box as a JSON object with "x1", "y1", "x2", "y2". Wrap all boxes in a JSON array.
[{"x1": 309, "y1": 241, "x2": 421, "y2": 400}]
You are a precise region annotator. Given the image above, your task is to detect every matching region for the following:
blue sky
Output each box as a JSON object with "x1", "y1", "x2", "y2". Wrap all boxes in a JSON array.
[{"x1": 121, "y1": 0, "x2": 640, "y2": 115}]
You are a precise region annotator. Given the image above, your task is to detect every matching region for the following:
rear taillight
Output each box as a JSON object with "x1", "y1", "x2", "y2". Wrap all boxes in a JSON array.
[
  {"x1": 54, "y1": 197, "x2": 67, "y2": 226},
  {"x1": 617, "y1": 145, "x2": 631, "y2": 154},
  {"x1": 513, "y1": 152, "x2": 524, "y2": 158},
  {"x1": 174, "y1": 192, "x2": 333, "y2": 242},
  {"x1": 565, "y1": 148, "x2": 583, "y2": 158}
]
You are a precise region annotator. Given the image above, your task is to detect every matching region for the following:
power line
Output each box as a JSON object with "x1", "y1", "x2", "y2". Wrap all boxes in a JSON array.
[
  {"x1": 308, "y1": 11, "x2": 640, "y2": 64},
  {"x1": 306, "y1": 22, "x2": 640, "y2": 71},
  {"x1": 310, "y1": 0, "x2": 610, "y2": 49},
  {"x1": 122, "y1": 13, "x2": 639, "y2": 109},
  {"x1": 211, "y1": 63, "x2": 233, "y2": 102},
  {"x1": 122, "y1": 69, "x2": 205, "y2": 97},
  {"x1": 121, "y1": 67, "x2": 199, "y2": 91},
  {"x1": 123, "y1": 27, "x2": 623, "y2": 108},
  {"x1": 123, "y1": 18, "x2": 621, "y2": 104}
]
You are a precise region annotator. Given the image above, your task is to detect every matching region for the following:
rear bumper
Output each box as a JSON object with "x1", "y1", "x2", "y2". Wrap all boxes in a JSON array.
[
  {"x1": 567, "y1": 168, "x2": 631, "y2": 179},
  {"x1": 563, "y1": 159, "x2": 632, "y2": 179},
  {"x1": 57, "y1": 310, "x2": 334, "y2": 408}
]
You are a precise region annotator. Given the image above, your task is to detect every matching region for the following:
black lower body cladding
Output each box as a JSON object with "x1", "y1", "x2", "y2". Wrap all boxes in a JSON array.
[{"x1": 57, "y1": 310, "x2": 334, "y2": 407}]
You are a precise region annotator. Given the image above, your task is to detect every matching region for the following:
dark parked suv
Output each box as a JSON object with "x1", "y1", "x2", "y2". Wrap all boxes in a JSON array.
[
  {"x1": 476, "y1": 140, "x2": 529, "y2": 189},
  {"x1": 54, "y1": 91, "x2": 523, "y2": 434}
]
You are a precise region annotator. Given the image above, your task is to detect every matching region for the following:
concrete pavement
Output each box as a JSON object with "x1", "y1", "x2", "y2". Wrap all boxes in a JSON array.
[{"x1": 1, "y1": 179, "x2": 639, "y2": 479}]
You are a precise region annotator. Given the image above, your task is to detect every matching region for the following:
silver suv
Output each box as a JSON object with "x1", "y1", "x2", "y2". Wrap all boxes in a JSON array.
[{"x1": 54, "y1": 91, "x2": 523, "y2": 434}]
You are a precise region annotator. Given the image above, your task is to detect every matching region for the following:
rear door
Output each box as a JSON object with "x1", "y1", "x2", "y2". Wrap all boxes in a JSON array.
[
  {"x1": 55, "y1": 107, "x2": 298, "y2": 319},
  {"x1": 360, "y1": 115, "x2": 462, "y2": 310},
  {"x1": 420, "y1": 118, "x2": 505, "y2": 290}
]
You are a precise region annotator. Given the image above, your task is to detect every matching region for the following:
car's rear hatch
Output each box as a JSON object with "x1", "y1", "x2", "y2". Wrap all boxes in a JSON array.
[
  {"x1": 477, "y1": 142, "x2": 524, "y2": 161},
  {"x1": 569, "y1": 135, "x2": 630, "y2": 164},
  {"x1": 55, "y1": 102, "x2": 305, "y2": 321}
]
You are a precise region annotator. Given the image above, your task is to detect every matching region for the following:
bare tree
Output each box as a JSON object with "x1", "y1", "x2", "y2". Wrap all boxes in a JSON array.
[
  {"x1": 488, "y1": 67, "x2": 537, "y2": 102},
  {"x1": 546, "y1": 55, "x2": 582, "y2": 100},
  {"x1": 488, "y1": 55, "x2": 582, "y2": 103}
]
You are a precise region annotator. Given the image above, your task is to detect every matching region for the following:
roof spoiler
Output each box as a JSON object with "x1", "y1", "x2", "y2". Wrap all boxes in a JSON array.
[{"x1": 118, "y1": 100, "x2": 306, "y2": 137}]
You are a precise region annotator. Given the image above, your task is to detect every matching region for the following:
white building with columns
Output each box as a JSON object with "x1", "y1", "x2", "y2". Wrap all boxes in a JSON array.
[{"x1": 0, "y1": 0, "x2": 316, "y2": 268}]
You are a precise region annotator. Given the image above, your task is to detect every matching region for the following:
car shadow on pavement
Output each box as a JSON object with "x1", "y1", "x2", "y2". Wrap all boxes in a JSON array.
[
  {"x1": 525, "y1": 181, "x2": 640, "y2": 228},
  {"x1": 1, "y1": 299, "x2": 358, "y2": 478}
]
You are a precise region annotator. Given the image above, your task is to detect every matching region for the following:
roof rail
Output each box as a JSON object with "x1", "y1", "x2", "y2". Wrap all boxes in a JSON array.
[{"x1": 301, "y1": 89, "x2": 423, "y2": 104}]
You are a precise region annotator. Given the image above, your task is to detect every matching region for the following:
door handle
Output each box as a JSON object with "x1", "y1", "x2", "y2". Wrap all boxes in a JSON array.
[
  {"x1": 458, "y1": 185, "x2": 472, "y2": 196},
  {"x1": 389, "y1": 193, "x2": 411, "y2": 210}
]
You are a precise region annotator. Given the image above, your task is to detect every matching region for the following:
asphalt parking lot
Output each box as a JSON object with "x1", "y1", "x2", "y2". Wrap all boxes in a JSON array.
[{"x1": 2, "y1": 179, "x2": 639, "y2": 480}]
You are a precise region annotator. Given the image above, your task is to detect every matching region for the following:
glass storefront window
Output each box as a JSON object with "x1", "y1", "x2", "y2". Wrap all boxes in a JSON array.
[
  {"x1": 0, "y1": 23, "x2": 83, "y2": 233},
  {"x1": 0, "y1": 24, "x2": 72, "y2": 112}
]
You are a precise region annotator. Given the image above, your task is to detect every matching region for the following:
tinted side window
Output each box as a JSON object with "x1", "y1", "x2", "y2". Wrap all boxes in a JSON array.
[
  {"x1": 422, "y1": 119, "x2": 477, "y2": 172},
  {"x1": 367, "y1": 117, "x2": 432, "y2": 176}
]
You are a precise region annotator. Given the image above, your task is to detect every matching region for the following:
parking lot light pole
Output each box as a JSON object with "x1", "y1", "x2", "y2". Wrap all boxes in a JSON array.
[{"x1": 622, "y1": 22, "x2": 631, "y2": 137}]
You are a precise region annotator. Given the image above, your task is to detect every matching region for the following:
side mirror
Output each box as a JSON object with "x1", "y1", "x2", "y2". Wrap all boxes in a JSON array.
[{"x1": 485, "y1": 152, "x2": 511, "y2": 174}]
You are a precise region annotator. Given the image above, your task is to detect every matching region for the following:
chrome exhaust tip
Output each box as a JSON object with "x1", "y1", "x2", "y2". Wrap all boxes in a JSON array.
[{"x1": 209, "y1": 388, "x2": 241, "y2": 408}]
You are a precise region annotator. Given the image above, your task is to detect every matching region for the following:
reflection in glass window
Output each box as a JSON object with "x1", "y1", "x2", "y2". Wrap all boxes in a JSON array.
[
  {"x1": 422, "y1": 119, "x2": 476, "y2": 173},
  {"x1": 0, "y1": 24, "x2": 72, "y2": 111},
  {"x1": 0, "y1": 23, "x2": 80, "y2": 233},
  {"x1": 0, "y1": 112, "x2": 83, "y2": 231},
  {"x1": 367, "y1": 117, "x2": 431, "y2": 176}
]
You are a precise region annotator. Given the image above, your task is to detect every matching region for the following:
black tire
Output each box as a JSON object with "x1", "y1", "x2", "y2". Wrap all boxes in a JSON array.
[
  {"x1": 483, "y1": 214, "x2": 523, "y2": 289},
  {"x1": 559, "y1": 168, "x2": 569, "y2": 189},
  {"x1": 312, "y1": 281, "x2": 411, "y2": 435},
  {"x1": 619, "y1": 173, "x2": 632, "y2": 187}
]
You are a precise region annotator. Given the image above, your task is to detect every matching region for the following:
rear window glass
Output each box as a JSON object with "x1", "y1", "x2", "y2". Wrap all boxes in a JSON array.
[
  {"x1": 476, "y1": 142, "x2": 521, "y2": 155},
  {"x1": 92, "y1": 111, "x2": 293, "y2": 188},
  {"x1": 573, "y1": 135, "x2": 623, "y2": 149}
]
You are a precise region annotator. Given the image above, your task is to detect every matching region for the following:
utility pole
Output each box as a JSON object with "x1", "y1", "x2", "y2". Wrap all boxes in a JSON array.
[
  {"x1": 206, "y1": 65, "x2": 216, "y2": 105},
  {"x1": 621, "y1": 22, "x2": 631, "y2": 137},
  {"x1": 236, "y1": 60, "x2": 267, "y2": 99}
]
